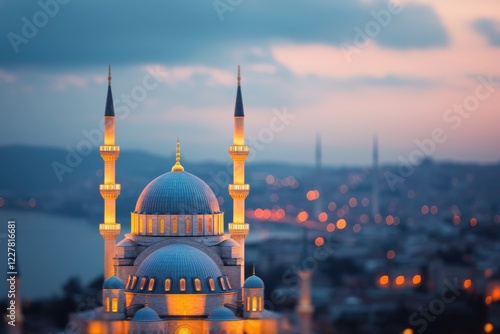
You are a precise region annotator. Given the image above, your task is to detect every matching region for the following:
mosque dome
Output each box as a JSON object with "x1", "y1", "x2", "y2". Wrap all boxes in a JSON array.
[
  {"x1": 134, "y1": 171, "x2": 220, "y2": 215},
  {"x1": 208, "y1": 306, "x2": 238, "y2": 321},
  {"x1": 129, "y1": 243, "x2": 230, "y2": 294},
  {"x1": 243, "y1": 275, "x2": 264, "y2": 289},
  {"x1": 103, "y1": 276, "x2": 125, "y2": 289},
  {"x1": 132, "y1": 307, "x2": 161, "y2": 322}
]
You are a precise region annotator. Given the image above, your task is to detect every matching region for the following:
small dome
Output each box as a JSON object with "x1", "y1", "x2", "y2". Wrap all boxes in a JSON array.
[
  {"x1": 103, "y1": 276, "x2": 125, "y2": 289},
  {"x1": 243, "y1": 275, "x2": 264, "y2": 289},
  {"x1": 130, "y1": 243, "x2": 225, "y2": 294},
  {"x1": 135, "y1": 171, "x2": 220, "y2": 214},
  {"x1": 132, "y1": 307, "x2": 161, "y2": 322},
  {"x1": 218, "y1": 239, "x2": 240, "y2": 247},
  {"x1": 208, "y1": 306, "x2": 238, "y2": 321}
]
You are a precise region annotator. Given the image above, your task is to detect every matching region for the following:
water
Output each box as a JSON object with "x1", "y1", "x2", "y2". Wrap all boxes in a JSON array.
[{"x1": 0, "y1": 210, "x2": 129, "y2": 300}]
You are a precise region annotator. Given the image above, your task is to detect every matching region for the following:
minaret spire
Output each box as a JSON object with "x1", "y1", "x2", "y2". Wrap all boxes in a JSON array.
[
  {"x1": 228, "y1": 66, "x2": 250, "y2": 305},
  {"x1": 99, "y1": 66, "x2": 121, "y2": 280},
  {"x1": 372, "y1": 135, "x2": 379, "y2": 219},
  {"x1": 171, "y1": 139, "x2": 185, "y2": 172}
]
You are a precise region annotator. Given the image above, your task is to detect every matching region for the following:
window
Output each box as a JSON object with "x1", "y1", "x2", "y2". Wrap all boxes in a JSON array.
[
  {"x1": 208, "y1": 278, "x2": 215, "y2": 292},
  {"x1": 194, "y1": 278, "x2": 202, "y2": 292},
  {"x1": 224, "y1": 276, "x2": 232, "y2": 290},
  {"x1": 139, "y1": 218, "x2": 144, "y2": 233},
  {"x1": 148, "y1": 218, "x2": 153, "y2": 234},
  {"x1": 259, "y1": 296, "x2": 263, "y2": 311},
  {"x1": 197, "y1": 217, "x2": 203, "y2": 234},
  {"x1": 246, "y1": 297, "x2": 250, "y2": 311},
  {"x1": 172, "y1": 218, "x2": 178, "y2": 234},
  {"x1": 125, "y1": 275, "x2": 132, "y2": 289},
  {"x1": 148, "y1": 278, "x2": 156, "y2": 292},
  {"x1": 186, "y1": 218, "x2": 191, "y2": 234},
  {"x1": 164, "y1": 278, "x2": 171, "y2": 292},
  {"x1": 105, "y1": 296, "x2": 110, "y2": 312},
  {"x1": 180, "y1": 278, "x2": 186, "y2": 292},
  {"x1": 252, "y1": 296, "x2": 257, "y2": 311},
  {"x1": 139, "y1": 277, "x2": 147, "y2": 291},
  {"x1": 159, "y1": 218, "x2": 165, "y2": 234},
  {"x1": 112, "y1": 297, "x2": 118, "y2": 312},
  {"x1": 219, "y1": 219, "x2": 224, "y2": 234},
  {"x1": 208, "y1": 218, "x2": 213, "y2": 234},
  {"x1": 130, "y1": 276, "x2": 138, "y2": 289},
  {"x1": 219, "y1": 277, "x2": 226, "y2": 290}
]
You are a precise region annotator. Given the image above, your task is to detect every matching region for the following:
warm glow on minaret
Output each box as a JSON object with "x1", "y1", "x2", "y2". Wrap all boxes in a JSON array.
[
  {"x1": 99, "y1": 65, "x2": 121, "y2": 279},
  {"x1": 228, "y1": 66, "x2": 250, "y2": 291}
]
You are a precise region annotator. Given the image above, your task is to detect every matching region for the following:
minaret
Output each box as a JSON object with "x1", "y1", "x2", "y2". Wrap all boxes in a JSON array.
[
  {"x1": 99, "y1": 66, "x2": 121, "y2": 279},
  {"x1": 371, "y1": 135, "x2": 379, "y2": 219},
  {"x1": 228, "y1": 66, "x2": 250, "y2": 292}
]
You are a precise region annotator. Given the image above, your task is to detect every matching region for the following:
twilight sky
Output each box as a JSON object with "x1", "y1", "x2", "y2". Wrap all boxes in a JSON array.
[{"x1": 1, "y1": 0, "x2": 499, "y2": 166}]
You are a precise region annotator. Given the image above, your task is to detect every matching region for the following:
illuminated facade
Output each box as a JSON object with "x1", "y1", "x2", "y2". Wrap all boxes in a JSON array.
[{"x1": 72, "y1": 67, "x2": 288, "y2": 334}]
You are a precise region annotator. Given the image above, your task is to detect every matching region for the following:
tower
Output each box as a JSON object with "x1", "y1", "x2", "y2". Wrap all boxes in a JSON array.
[
  {"x1": 99, "y1": 66, "x2": 121, "y2": 279},
  {"x1": 228, "y1": 66, "x2": 250, "y2": 290},
  {"x1": 371, "y1": 135, "x2": 379, "y2": 219}
]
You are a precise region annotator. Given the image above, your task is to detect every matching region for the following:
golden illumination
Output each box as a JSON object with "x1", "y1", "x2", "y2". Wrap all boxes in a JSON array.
[
  {"x1": 336, "y1": 219, "x2": 347, "y2": 230},
  {"x1": 186, "y1": 218, "x2": 191, "y2": 234},
  {"x1": 105, "y1": 297, "x2": 110, "y2": 312},
  {"x1": 492, "y1": 287, "x2": 500, "y2": 301},
  {"x1": 395, "y1": 276, "x2": 405, "y2": 285},
  {"x1": 172, "y1": 218, "x2": 178, "y2": 234},
  {"x1": 160, "y1": 218, "x2": 165, "y2": 234},
  {"x1": 147, "y1": 218, "x2": 153, "y2": 234},
  {"x1": 403, "y1": 329, "x2": 413, "y2": 334},
  {"x1": 180, "y1": 278, "x2": 186, "y2": 292},
  {"x1": 208, "y1": 278, "x2": 215, "y2": 291},
  {"x1": 148, "y1": 278, "x2": 155, "y2": 291},
  {"x1": 379, "y1": 275, "x2": 389, "y2": 286},
  {"x1": 178, "y1": 328, "x2": 192, "y2": 334},
  {"x1": 171, "y1": 139, "x2": 185, "y2": 172},
  {"x1": 246, "y1": 296, "x2": 251, "y2": 311},
  {"x1": 194, "y1": 278, "x2": 202, "y2": 292},
  {"x1": 139, "y1": 277, "x2": 147, "y2": 291},
  {"x1": 111, "y1": 297, "x2": 118, "y2": 312},
  {"x1": 197, "y1": 217, "x2": 203, "y2": 234},
  {"x1": 484, "y1": 323, "x2": 494, "y2": 333},
  {"x1": 252, "y1": 296, "x2": 257, "y2": 311},
  {"x1": 164, "y1": 278, "x2": 171, "y2": 292}
]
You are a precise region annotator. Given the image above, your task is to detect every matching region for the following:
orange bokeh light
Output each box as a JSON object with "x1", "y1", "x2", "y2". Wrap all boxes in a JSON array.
[
  {"x1": 386, "y1": 215, "x2": 394, "y2": 225},
  {"x1": 315, "y1": 237, "x2": 324, "y2": 247},
  {"x1": 318, "y1": 212, "x2": 328, "y2": 223},
  {"x1": 470, "y1": 218, "x2": 477, "y2": 227},
  {"x1": 413, "y1": 275, "x2": 422, "y2": 285},
  {"x1": 297, "y1": 211, "x2": 309, "y2": 222},
  {"x1": 327, "y1": 223, "x2": 335, "y2": 232},
  {"x1": 463, "y1": 279, "x2": 472, "y2": 289},
  {"x1": 379, "y1": 275, "x2": 389, "y2": 285},
  {"x1": 306, "y1": 190, "x2": 320, "y2": 201},
  {"x1": 421, "y1": 205, "x2": 429, "y2": 214},
  {"x1": 336, "y1": 219, "x2": 347, "y2": 230},
  {"x1": 395, "y1": 276, "x2": 405, "y2": 285}
]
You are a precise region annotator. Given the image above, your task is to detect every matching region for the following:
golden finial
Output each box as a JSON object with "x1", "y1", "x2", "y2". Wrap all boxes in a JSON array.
[
  {"x1": 253, "y1": 263, "x2": 256, "y2": 276},
  {"x1": 108, "y1": 65, "x2": 112, "y2": 86},
  {"x1": 171, "y1": 138, "x2": 185, "y2": 172},
  {"x1": 237, "y1": 65, "x2": 241, "y2": 86},
  {"x1": 145, "y1": 295, "x2": 149, "y2": 308}
]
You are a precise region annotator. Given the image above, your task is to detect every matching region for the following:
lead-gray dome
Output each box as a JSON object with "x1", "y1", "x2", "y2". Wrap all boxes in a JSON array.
[
  {"x1": 244, "y1": 275, "x2": 264, "y2": 289},
  {"x1": 132, "y1": 307, "x2": 161, "y2": 322},
  {"x1": 103, "y1": 276, "x2": 125, "y2": 289},
  {"x1": 129, "y1": 243, "x2": 229, "y2": 294},
  {"x1": 208, "y1": 306, "x2": 238, "y2": 321},
  {"x1": 134, "y1": 171, "x2": 220, "y2": 214}
]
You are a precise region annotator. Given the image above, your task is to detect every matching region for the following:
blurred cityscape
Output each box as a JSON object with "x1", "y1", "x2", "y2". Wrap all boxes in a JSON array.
[{"x1": 1, "y1": 143, "x2": 500, "y2": 334}]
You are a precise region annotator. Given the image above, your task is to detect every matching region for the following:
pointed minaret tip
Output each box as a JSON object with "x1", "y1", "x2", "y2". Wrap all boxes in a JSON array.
[
  {"x1": 237, "y1": 65, "x2": 241, "y2": 86},
  {"x1": 234, "y1": 65, "x2": 244, "y2": 117},
  {"x1": 252, "y1": 263, "x2": 256, "y2": 276},
  {"x1": 171, "y1": 138, "x2": 185, "y2": 172},
  {"x1": 108, "y1": 65, "x2": 112, "y2": 86}
]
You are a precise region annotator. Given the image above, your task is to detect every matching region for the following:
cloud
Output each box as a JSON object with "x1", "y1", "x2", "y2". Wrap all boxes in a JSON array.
[
  {"x1": 0, "y1": 0, "x2": 449, "y2": 67},
  {"x1": 473, "y1": 19, "x2": 500, "y2": 46},
  {"x1": 0, "y1": 69, "x2": 17, "y2": 83}
]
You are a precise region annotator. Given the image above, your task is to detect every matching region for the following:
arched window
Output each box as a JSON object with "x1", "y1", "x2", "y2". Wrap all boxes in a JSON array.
[
  {"x1": 208, "y1": 218, "x2": 213, "y2": 234},
  {"x1": 159, "y1": 218, "x2": 165, "y2": 234},
  {"x1": 179, "y1": 278, "x2": 186, "y2": 292},
  {"x1": 194, "y1": 278, "x2": 202, "y2": 292},
  {"x1": 186, "y1": 218, "x2": 191, "y2": 234},
  {"x1": 197, "y1": 217, "x2": 203, "y2": 234},
  {"x1": 147, "y1": 218, "x2": 153, "y2": 234},
  {"x1": 112, "y1": 297, "x2": 118, "y2": 312},
  {"x1": 148, "y1": 278, "x2": 156, "y2": 292},
  {"x1": 246, "y1": 296, "x2": 250, "y2": 311},
  {"x1": 139, "y1": 277, "x2": 147, "y2": 291},
  {"x1": 252, "y1": 296, "x2": 257, "y2": 311},
  {"x1": 130, "y1": 276, "x2": 138, "y2": 289},
  {"x1": 259, "y1": 296, "x2": 263, "y2": 311},
  {"x1": 224, "y1": 276, "x2": 232, "y2": 290},
  {"x1": 125, "y1": 275, "x2": 132, "y2": 289},
  {"x1": 208, "y1": 278, "x2": 215, "y2": 292},
  {"x1": 105, "y1": 296, "x2": 110, "y2": 312},
  {"x1": 139, "y1": 218, "x2": 144, "y2": 234},
  {"x1": 219, "y1": 277, "x2": 226, "y2": 290},
  {"x1": 172, "y1": 218, "x2": 178, "y2": 234},
  {"x1": 164, "y1": 278, "x2": 171, "y2": 292}
]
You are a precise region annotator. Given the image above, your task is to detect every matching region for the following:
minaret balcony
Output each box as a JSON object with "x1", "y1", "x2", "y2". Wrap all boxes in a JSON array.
[
  {"x1": 228, "y1": 184, "x2": 250, "y2": 199},
  {"x1": 100, "y1": 146, "x2": 120, "y2": 161},
  {"x1": 100, "y1": 184, "x2": 121, "y2": 199},
  {"x1": 228, "y1": 223, "x2": 249, "y2": 239},
  {"x1": 228, "y1": 145, "x2": 249, "y2": 161}
]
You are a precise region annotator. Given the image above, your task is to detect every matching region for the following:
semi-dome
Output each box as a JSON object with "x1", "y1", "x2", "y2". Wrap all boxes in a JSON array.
[
  {"x1": 134, "y1": 171, "x2": 220, "y2": 215},
  {"x1": 129, "y1": 243, "x2": 230, "y2": 294},
  {"x1": 243, "y1": 275, "x2": 264, "y2": 289},
  {"x1": 132, "y1": 307, "x2": 161, "y2": 322},
  {"x1": 208, "y1": 306, "x2": 238, "y2": 321},
  {"x1": 103, "y1": 276, "x2": 125, "y2": 289}
]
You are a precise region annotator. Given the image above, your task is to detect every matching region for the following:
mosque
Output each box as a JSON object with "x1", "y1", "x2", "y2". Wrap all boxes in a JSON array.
[{"x1": 71, "y1": 67, "x2": 289, "y2": 334}]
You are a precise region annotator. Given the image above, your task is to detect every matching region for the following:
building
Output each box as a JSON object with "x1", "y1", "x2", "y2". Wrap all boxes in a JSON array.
[{"x1": 71, "y1": 67, "x2": 288, "y2": 334}]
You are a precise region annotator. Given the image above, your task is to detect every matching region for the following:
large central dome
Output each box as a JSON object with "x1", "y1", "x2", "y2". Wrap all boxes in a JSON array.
[{"x1": 135, "y1": 171, "x2": 220, "y2": 215}]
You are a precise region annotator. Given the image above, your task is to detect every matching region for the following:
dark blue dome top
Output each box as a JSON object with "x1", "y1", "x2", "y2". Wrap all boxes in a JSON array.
[{"x1": 135, "y1": 171, "x2": 220, "y2": 214}]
